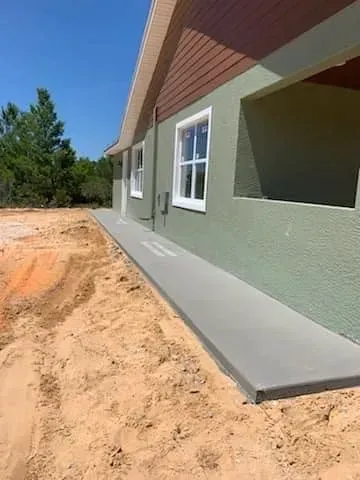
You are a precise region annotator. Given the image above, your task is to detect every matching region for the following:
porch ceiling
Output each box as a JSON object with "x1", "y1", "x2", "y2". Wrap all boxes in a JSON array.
[{"x1": 306, "y1": 55, "x2": 360, "y2": 91}]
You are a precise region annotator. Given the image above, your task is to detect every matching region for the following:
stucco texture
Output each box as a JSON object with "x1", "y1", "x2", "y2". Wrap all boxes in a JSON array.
[
  {"x1": 113, "y1": 4, "x2": 360, "y2": 341},
  {"x1": 235, "y1": 82, "x2": 360, "y2": 207},
  {"x1": 152, "y1": 78, "x2": 360, "y2": 342},
  {"x1": 126, "y1": 129, "x2": 154, "y2": 226}
]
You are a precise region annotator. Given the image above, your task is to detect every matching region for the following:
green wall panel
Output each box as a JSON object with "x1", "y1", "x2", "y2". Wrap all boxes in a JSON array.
[
  {"x1": 152, "y1": 79, "x2": 360, "y2": 342},
  {"x1": 126, "y1": 128, "x2": 154, "y2": 227},
  {"x1": 115, "y1": 5, "x2": 360, "y2": 340}
]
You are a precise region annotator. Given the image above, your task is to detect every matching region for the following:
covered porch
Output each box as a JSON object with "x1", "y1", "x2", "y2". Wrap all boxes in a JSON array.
[{"x1": 235, "y1": 55, "x2": 360, "y2": 209}]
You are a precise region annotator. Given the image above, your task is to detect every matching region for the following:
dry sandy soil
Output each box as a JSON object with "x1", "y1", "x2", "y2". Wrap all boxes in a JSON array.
[{"x1": 0, "y1": 209, "x2": 360, "y2": 480}]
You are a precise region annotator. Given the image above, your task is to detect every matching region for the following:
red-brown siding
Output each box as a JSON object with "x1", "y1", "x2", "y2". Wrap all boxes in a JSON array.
[
  {"x1": 153, "y1": 0, "x2": 357, "y2": 123},
  {"x1": 134, "y1": 0, "x2": 191, "y2": 140}
]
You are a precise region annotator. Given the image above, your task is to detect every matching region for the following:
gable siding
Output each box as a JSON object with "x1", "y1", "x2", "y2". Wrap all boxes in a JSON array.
[
  {"x1": 155, "y1": 0, "x2": 357, "y2": 122},
  {"x1": 134, "y1": 0, "x2": 191, "y2": 140}
]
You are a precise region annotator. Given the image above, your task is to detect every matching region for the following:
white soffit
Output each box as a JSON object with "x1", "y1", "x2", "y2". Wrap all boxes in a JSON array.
[{"x1": 105, "y1": 0, "x2": 178, "y2": 156}]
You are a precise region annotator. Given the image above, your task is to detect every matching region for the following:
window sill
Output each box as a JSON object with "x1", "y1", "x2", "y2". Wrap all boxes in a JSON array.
[
  {"x1": 172, "y1": 198, "x2": 206, "y2": 213},
  {"x1": 130, "y1": 191, "x2": 143, "y2": 199}
]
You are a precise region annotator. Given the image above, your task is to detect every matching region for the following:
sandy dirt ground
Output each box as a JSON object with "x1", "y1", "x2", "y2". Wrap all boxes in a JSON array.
[{"x1": 0, "y1": 209, "x2": 360, "y2": 480}]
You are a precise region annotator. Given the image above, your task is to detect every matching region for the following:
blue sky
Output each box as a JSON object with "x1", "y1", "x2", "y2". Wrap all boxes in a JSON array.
[{"x1": 0, "y1": 0, "x2": 150, "y2": 159}]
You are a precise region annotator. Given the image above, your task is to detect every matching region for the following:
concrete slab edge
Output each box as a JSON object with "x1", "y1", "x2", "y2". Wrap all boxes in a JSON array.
[
  {"x1": 91, "y1": 211, "x2": 259, "y2": 402},
  {"x1": 91, "y1": 211, "x2": 360, "y2": 404},
  {"x1": 257, "y1": 375, "x2": 360, "y2": 403}
]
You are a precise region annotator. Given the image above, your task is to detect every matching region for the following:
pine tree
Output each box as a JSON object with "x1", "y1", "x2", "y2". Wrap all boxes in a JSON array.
[
  {"x1": 0, "y1": 87, "x2": 112, "y2": 207},
  {"x1": 25, "y1": 88, "x2": 76, "y2": 204}
]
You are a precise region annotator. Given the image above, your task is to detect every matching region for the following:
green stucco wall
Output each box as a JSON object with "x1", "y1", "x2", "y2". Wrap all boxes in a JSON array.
[
  {"x1": 151, "y1": 79, "x2": 360, "y2": 342},
  {"x1": 126, "y1": 128, "x2": 154, "y2": 227},
  {"x1": 115, "y1": 4, "x2": 360, "y2": 341}
]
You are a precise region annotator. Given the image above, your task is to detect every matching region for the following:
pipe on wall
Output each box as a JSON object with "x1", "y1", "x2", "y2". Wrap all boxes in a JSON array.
[{"x1": 151, "y1": 106, "x2": 159, "y2": 232}]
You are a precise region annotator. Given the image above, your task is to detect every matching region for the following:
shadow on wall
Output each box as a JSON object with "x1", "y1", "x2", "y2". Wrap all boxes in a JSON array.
[
  {"x1": 234, "y1": 82, "x2": 360, "y2": 208},
  {"x1": 113, "y1": 161, "x2": 122, "y2": 181}
]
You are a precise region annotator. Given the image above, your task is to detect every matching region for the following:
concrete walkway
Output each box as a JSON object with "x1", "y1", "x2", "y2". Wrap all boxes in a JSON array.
[{"x1": 92, "y1": 209, "x2": 360, "y2": 403}]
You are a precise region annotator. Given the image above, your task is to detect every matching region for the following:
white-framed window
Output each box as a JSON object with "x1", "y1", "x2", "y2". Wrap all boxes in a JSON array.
[
  {"x1": 172, "y1": 107, "x2": 212, "y2": 212},
  {"x1": 131, "y1": 141, "x2": 144, "y2": 198}
]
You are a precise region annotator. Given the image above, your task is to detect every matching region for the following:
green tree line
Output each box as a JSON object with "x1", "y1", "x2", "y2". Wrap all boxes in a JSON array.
[{"x1": 0, "y1": 88, "x2": 112, "y2": 207}]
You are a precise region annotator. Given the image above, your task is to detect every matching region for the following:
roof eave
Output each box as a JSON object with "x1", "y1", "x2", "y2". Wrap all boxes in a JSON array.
[
  {"x1": 104, "y1": 142, "x2": 122, "y2": 156},
  {"x1": 105, "y1": 0, "x2": 178, "y2": 155}
]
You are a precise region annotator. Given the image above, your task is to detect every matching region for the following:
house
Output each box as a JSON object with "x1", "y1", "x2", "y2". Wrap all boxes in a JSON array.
[{"x1": 106, "y1": 0, "x2": 360, "y2": 342}]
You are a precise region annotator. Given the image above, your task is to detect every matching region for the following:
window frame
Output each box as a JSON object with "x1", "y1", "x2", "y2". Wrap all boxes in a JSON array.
[
  {"x1": 172, "y1": 107, "x2": 212, "y2": 212},
  {"x1": 130, "y1": 141, "x2": 145, "y2": 199}
]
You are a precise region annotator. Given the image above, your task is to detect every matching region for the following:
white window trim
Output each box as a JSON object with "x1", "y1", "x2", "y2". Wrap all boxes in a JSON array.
[
  {"x1": 172, "y1": 106, "x2": 212, "y2": 212},
  {"x1": 130, "y1": 141, "x2": 145, "y2": 199}
]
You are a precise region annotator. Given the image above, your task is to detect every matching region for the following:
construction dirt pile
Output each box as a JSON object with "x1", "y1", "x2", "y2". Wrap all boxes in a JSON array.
[{"x1": 0, "y1": 209, "x2": 360, "y2": 480}]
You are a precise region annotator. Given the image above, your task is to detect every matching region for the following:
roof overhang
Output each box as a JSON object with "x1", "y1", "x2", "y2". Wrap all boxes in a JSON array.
[{"x1": 105, "y1": 0, "x2": 178, "y2": 156}]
